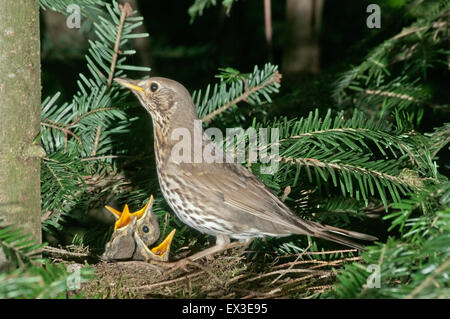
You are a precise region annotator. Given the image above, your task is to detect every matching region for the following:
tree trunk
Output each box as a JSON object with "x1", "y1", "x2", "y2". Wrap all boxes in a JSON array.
[
  {"x1": 0, "y1": 0, "x2": 42, "y2": 246},
  {"x1": 282, "y1": 0, "x2": 323, "y2": 76}
]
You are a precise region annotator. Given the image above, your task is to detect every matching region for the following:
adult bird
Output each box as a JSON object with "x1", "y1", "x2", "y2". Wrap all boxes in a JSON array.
[{"x1": 115, "y1": 77, "x2": 377, "y2": 260}]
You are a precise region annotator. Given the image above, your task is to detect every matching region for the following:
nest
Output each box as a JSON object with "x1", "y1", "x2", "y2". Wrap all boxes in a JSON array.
[{"x1": 68, "y1": 246, "x2": 359, "y2": 299}]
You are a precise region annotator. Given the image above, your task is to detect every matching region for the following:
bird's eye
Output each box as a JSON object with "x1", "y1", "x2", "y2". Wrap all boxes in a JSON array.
[
  {"x1": 142, "y1": 225, "x2": 149, "y2": 233},
  {"x1": 150, "y1": 83, "x2": 158, "y2": 92}
]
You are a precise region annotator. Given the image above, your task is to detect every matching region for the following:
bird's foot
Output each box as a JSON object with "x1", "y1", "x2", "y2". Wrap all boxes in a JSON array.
[
  {"x1": 161, "y1": 257, "x2": 196, "y2": 275},
  {"x1": 162, "y1": 238, "x2": 251, "y2": 275},
  {"x1": 182, "y1": 240, "x2": 249, "y2": 263}
]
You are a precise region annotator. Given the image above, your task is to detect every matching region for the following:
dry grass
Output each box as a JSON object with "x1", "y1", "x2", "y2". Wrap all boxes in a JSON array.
[{"x1": 77, "y1": 247, "x2": 358, "y2": 299}]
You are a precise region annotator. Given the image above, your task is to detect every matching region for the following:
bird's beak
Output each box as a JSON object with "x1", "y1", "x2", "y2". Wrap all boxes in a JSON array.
[
  {"x1": 150, "y1": 229, "x2": 177, "y2": 259},
  {"x1": 114, "y1": 77, "x2": 145, "y2": 94}
]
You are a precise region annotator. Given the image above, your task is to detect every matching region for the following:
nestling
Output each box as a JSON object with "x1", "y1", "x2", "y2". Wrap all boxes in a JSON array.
[{"x1": 102, "y1": 196, "x2": 176, "y2": 262}]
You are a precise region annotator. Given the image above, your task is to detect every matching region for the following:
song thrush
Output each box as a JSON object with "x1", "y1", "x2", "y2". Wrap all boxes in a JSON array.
[{"x1": 115, "y1": 77, "x2": 377, "y2": 259}]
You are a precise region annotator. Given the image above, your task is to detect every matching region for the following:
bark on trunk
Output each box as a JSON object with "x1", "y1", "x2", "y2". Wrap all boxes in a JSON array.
[{"x1": 0, "y1": 0, "x2": 42, "y2": 245}]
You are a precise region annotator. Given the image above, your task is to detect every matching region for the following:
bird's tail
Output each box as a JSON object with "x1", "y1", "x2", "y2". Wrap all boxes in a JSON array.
[{"x1": 297, "y1": 220, "x2": 378, "y2": 251}]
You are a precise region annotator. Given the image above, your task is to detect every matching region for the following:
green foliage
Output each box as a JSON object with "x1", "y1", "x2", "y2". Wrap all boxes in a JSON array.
[
  {"x1": 386, "y1": 0, "x2": 406, "y2": 9},
  {"x1": 234, "y1": 108, "x2": 435, "y2": 218},
  {"x1": 333, "y1": 0, "x2": 450, "y2": 121},
  {"x1": 266, "y1": 111, "x2": 428, "y2": 207},
  {"x1": 194, "y1": 63, "x2": 281, "y2": 120},
  {"x1": 40, "y1": 0, "x2": 104, "y2": 14},
  {"x1": 188, "y1": 0, "x2": 238, "y2": 22},
  {"x1": 327, "y1": 0, "x2": 450, "y2": 298},
  {"x1": 331, "y1": 205, "x2": 449, "y2": 298},
  {"x1": 0, "y1": 221, "x2": 93, "y2": 298},
  {"x1": 35, "y1": 0, "x2": 449, "y2": 299},
  {"x1": 40, "y1": 0, "x2": 103, "y2": 11},
  {"x1": 39, "y1": 0, "x2": 149, "y2": 236},
  {"x1": 0, "y1": 224, "x2": 44, "y2": 269},
  {"x1": 188, "y1": 1, "x2": 449, "y2": 298},
  {"x1": 426, "y1": 123, "x2": 450, "y2": 159},
  {"x1": 0, "y1": 261, "x2": 93, "y2": 298}
]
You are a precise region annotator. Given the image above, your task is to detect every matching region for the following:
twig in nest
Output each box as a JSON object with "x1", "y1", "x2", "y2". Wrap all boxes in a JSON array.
[
  {"x1": 271, "y1": 256, "x2": 360, "y2": 270},
  {"x1": 136, "y1": 271, "x2": 205, "y2": 291},
  {"x1": 270, "y1": 243, "x2": 311, "y2": 285},
  {"x1": 239, "y1": 268, "x2": 330, "y2": 285},
  {"x1": 114, "y1": 260, "x2": 166, "y2": 275},
  {"x1": 309, "y1": 256, "x2": 361, "y2": 270},
  {"x1": 42, "y1": 246, "x2": 92, "y2": 262},
  {"x1": 164, "y1": 259, "x2": 222, "y2": 285}
]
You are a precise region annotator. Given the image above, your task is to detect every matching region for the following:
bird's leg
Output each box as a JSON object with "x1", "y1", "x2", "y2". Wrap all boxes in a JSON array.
[
  {"x1": 217, "y1": 234, "x2": 231, "y2": 245},
  {"x1": 188, "y1": 235, "x2": 254, "y2": 261},
  {"x1": 164, "y1": 235, "x2": 250, "y2": 273},
  {"x1": 239, "y1": 238, "x2": 253, "y2": 245},
  {"x1": 188, "y1": 234, "x2": 233, "y2": 261}
]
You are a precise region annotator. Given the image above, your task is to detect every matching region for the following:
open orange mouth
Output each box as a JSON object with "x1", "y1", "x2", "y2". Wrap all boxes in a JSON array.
[
  {"x1": 150, "y1": 229, "x2": 177, "y2": 258},
  {"x1": 105, "y1": 195, "x2": 153, "y2": 230},
  {"x1": 104, "y1": 195, "x2": 176, "y2": 261}
]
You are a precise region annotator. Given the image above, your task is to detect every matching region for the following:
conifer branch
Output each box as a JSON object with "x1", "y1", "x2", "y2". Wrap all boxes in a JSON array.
[
  {"x1": 43, "y1": 160, "x2": 65, "y2": 191},
  {"x1": 40, "y1": 122, "x2": 83, "y2": 151},
  {"x1": 194, "y1": 63, "x2": 281, "y2": 121},
  {"x1": 362, "y1": 89, "x2": 424, "y2": 104},
  {"x1": 201, "y1": 70, "x2": 282, "y2": 122},
  {"x1": 279, "y1": 156, "x2": 420, "y2": 190},
  {"x1": 80, "y1": 155, "x2": 124, "y2": 162},
  {"x1": 41, "y1": 107, "x2": 116, "y2": 151},
  {"x1": 91, "y1": 125, "x2": 102, "y2": 156},
  {"x1": 106, "y1": 2, "x2": 133, "y2": 91},
  {"x1": 406, "y1": 258, "x2": 450, "y2": 299},
  {"x1": 66, "y1": 107, "x2": 117, "y2": 128},
  {"x1": 391, "y1": 21, "x2": 449, "y2": 40}
]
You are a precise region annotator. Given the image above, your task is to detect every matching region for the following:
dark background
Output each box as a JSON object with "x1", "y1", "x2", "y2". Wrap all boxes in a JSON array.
[{"x1": 41, "y1": 0, "x2": 412, "y2": 111}]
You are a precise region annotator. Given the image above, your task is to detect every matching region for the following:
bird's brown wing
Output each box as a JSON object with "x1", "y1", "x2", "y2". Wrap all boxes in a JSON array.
[
  {"x1": 179, "y1": 161, "x2": 320, "y2": 235},
  {"x1": 178, "y1": 161, "x2": 377, "y2": 249}
]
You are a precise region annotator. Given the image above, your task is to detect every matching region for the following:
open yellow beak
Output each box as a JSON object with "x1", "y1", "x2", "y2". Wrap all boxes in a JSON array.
[
  {"x1": 114, "y1": 77, "x2": 145, "y2": 93},
  {"x1": 151, "y1": 229, "x2": 177, "y2": 258},
  {"x1": 105, "y1": 195, "x2": 154, "y2": 230}
]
